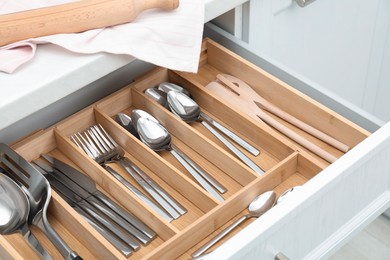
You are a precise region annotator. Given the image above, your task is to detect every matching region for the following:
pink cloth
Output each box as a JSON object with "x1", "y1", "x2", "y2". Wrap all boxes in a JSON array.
[{"x1": 0, "y1": 0, "x2": 204, "y2": 74}]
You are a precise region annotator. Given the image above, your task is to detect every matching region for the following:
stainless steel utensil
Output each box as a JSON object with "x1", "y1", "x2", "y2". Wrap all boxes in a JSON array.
[
  {"x1": 0, "y1": 172, "x2": 52, "y2": 259},
  {"x1": 130, "y1": 109, "x2": 227, "y2": 195},
  {"x1": 167, "y1": 91, "x2": 265, "y2": 175},
  {"x1": 191, "y1": 190, "x2": 276, "y2": 258},
  {"x1": 0, "y1": 143, "x2": 82, "y2": 260},
  {"x1": 137, "y1": 117, "x2": 225, "y2": 202},
  {"x1": 46, "y1": 175, "x2": 140, "y2": 254},
  {"x1": 71, "y1": 125, "x2": 175, "y2": 222},
  {"x1": 156, "y1": 84, "x2": 260, "y2": 157},
  {"x1": 33, "y1": 158, "x2": 150, "y2": 246},
  {"x1": 40, "y1": 154, "x2": 156, "y2": 241},
  {"x1": 191, "y1": 186, "x2": 301, "y2": 258}
]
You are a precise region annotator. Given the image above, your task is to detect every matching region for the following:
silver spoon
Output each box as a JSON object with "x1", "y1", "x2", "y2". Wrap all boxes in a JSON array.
[
  {"x1": 0, "y1": 173, "x2": 52, "y2": 259},
  {"x1": 136, "y1": 117, "x2": 224, "y2": 202},
  {"x1": 191, "y1": 186, "x2": 301, "y2": 258},
  {"x1": 144, "y1": 88, "x2": 169, "y2": 109},
  {"x1": 156, "y1": 84, "x2": 260, "y2": 157},
  {"x1": 191, "y1": 190, "x2": 277, "y2": 258},
  {"x1": 115, "y1": 113, "x2": 139, "y2": 138},
  {"x1": 158, "y1": 82, "x2": 192, "y2": 97},
  {"x1": 167, "y1": 91, "x2": 264, "y2": 175},
  {"x1": 130, "y1": 109, "x2": 227, "y2": 194}
]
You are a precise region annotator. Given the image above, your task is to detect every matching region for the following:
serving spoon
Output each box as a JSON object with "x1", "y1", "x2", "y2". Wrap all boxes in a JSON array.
[
  {"x1": 0, "y1": 173, "x2": 52, "y2": 259},
  {"x1": 136, "y1": 117, "x2": 224, "y2": 202},
  {"x1": 167, "y1": 91, "x2": 264, "y2": 175}
]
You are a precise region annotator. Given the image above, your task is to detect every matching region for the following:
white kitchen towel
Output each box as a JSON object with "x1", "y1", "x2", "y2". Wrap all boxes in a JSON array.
[{"x1": 0, "y1": 0, "x2": 204, "y2": 74}]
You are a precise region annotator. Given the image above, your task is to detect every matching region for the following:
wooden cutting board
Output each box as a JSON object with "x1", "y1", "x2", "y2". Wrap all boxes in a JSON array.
[{"x1": 0, "y1": 0, "x2": 179, "y2": 46}]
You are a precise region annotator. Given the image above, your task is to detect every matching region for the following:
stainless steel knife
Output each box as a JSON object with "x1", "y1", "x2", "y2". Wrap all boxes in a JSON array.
[
  {"x1": 37, "y1": 155, "x2": 156, "y2": 241},
  {"x1": 46, "y1": 175, "x2": 140, "y2": 253}
]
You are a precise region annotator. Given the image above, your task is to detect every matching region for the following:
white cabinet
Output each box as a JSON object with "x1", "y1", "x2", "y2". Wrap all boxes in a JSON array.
[
  {"x1": 217, "y1": 0, "x2": 390, "y2": 123},
  {"x1": 203, "y1": 22, "x2": 390, "y2": 259}
]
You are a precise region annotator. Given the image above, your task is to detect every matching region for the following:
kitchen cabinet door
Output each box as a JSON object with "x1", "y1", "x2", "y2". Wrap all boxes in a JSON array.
[{"x1": 245, "y1": 0, "x2": 390, "y2": 123}]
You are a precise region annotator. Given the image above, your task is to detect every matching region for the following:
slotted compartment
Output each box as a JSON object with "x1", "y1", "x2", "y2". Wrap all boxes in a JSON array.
[{"x1": 0, "y1": 39, "x2": 371, "y2": 259}]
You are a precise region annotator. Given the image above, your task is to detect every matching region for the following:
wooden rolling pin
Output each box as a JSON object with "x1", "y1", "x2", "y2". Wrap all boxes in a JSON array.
[{"x1": 0, "y1": 0, "x2": 179, "y2": 47}]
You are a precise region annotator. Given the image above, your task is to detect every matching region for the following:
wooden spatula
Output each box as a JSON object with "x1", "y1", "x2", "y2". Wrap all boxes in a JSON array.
[
  {"x1": 207, "y1": 74, "x2": 347, "y2": 163},
  {"x1": 0, "y1": 0, "x2": 179, "y2": 47}
]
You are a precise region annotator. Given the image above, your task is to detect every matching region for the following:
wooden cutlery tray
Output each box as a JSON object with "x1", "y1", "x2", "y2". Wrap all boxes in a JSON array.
[{"x1": 0, "y1": 39, "x2": 370, "y2": 259}]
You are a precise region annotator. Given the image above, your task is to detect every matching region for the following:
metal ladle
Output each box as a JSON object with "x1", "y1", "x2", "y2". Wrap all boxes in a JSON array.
[
  {"x1": 166, "y1": 91, "x2": 264, "y2": 175},
  {"x1": 0, "y1": 173, "x2": 52, "y2": 259},
  {"x1": 136, "y1": 117, "x2": 224, "y2": 202}
]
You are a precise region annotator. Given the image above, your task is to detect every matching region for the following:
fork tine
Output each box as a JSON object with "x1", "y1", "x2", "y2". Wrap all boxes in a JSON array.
[
  {"x1": 89, "y1": 127, "x2": 109, "y2": 152},
  {"x1": 97, "y1": 124, "x2": 119, "y2": 148},
  {"x1": 72, "y1": 133, "x2": 98, "y2": 160},
  {"x1": 93, "y1": 125, "x2": 115, "y2": 150}
]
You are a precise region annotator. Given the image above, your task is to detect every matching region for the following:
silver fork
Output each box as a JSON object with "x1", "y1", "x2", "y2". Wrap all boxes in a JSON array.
[{"x1": 71, "y1": 124, "x2": 186, "y2": 222}]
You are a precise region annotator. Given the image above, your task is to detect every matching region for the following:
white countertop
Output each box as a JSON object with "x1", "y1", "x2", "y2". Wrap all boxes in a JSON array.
[{"x1": 0, "y1": 0, "x2": 248, "y2": 133}]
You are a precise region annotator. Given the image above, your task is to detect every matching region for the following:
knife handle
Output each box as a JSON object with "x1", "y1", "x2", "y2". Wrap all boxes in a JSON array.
[
  {"x1": 86, "y1": 195, "x2": 151, "y2": 245},
  {"x1": 93, "y1": 190, "x2": 157, "y2": 241},
  {"x1": 78, "y1": 200, "x2": 141, "y2": 251},
  {"x1": 74, "y1": 206, "x2": 133, "y2": 257}
]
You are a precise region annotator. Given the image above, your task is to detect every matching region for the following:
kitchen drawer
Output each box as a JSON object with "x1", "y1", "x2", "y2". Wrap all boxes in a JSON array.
[{"x1": 1, "y1": 38, "x2": 389, "y2": 260}]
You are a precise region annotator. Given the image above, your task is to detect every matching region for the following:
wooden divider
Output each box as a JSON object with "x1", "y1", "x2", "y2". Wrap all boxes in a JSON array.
[{"x1": 1, "y1": 39, "x2": 367, "y2": 259}]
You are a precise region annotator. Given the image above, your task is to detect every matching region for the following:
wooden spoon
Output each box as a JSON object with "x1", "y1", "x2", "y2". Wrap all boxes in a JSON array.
[{"x1": 0, "y1": 0, "x2": 179, "y2": 47}]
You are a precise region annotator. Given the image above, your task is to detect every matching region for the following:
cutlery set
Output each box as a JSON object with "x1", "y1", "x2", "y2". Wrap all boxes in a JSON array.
[{"x1": 0, "y1": 39, "x2": 361, "y2": 259}]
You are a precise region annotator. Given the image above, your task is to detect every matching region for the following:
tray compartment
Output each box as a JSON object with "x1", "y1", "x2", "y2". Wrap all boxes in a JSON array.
[
  {"x1": 54, "y1": 107, "x2": 214, "y2": 232},
  {"x1": 143, "y1": 152, "x2": 323, "y2": 259},
  {"x1": 172, "y1": 39, "x2": 370, "y2": 164},
  {"x1": 129, "y1": 68, "x2": 295, "y2": 176},
  {"x1": 1, "y1": 38, "x2": 372, "y2": 259}
]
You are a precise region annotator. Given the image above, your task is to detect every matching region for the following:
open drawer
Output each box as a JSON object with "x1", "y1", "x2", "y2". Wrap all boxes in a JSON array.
[{"x1": 1, "y1": 38, "x2": 389, "y2": 260}]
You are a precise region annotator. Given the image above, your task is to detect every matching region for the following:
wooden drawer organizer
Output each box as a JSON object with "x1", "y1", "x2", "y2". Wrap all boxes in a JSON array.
[{"x1": 0, "y1": 39, "x2": 370, "y2": 259}]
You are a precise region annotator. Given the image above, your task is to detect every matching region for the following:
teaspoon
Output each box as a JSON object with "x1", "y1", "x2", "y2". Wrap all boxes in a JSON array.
[{"x1": 191, "y1": 190, "x2": 277, "y2": 258}]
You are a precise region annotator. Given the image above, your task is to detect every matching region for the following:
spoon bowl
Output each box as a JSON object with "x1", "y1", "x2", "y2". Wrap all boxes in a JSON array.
[
  {"x1": 136, "y1": 116, "x2": 224, "y2": 202},
  {"x1": 191, "y1": 190, "x2": 276, "y2": 258},
  {"x1": 0, "y1": 173, "x2": 52, "y2": 259},
  {"x1": 0, "y1": 174, "x2": 30, "y2": 234}
]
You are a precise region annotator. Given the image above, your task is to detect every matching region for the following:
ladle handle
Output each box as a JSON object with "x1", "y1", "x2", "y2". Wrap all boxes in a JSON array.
[
  {"x1": 21, "y1": 224, "x2": 53, "y2": 260},
  {"x1": 191, "y1": 214, "x2": 249, "y2": 258},
  {"x1": 36, "y1": 216, "x2": 82, "y2": 260}
]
